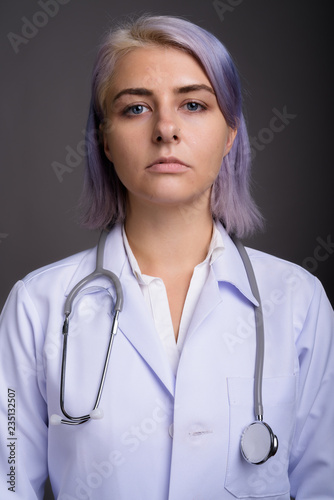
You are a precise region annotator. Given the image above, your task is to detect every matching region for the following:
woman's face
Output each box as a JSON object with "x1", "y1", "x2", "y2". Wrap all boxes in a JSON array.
[{"x1": 102, "y1": 46, "x2": 236, "y2": 213}]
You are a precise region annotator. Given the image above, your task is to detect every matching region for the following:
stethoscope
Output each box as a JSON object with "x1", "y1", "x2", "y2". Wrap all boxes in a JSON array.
[{"x1": 50, "y1": 230, "x2": 278, "y2": 465}]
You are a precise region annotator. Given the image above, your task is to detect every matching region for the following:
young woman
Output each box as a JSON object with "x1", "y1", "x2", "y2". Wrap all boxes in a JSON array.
[{"x1": 0, "y1": 15, "x2": 333, "y2": 500}]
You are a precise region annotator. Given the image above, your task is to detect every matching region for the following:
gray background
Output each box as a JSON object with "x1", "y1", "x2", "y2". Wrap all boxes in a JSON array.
[{"x1": 0, "y1": 1, "x2": 332, "y2": 497}]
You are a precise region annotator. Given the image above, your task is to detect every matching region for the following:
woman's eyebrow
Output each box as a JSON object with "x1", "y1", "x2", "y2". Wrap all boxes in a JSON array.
[
  {"x1": 112, "y1": 88, "x2": 152, "y2": 103},
  {"x1": 176, "y1": 84, "x2": 215, "y2": 95},
  {"x1": 112, "y1": 84, "x2": 215, "y2": 104}
]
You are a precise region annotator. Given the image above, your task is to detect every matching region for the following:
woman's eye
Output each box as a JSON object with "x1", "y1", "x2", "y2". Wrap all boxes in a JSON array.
[
  {"x1": 124, "y1": 104, "x2": 149, "y2": 116},
  {"x1": 184, "y1": 102, "x2": 206, "y2": 112}
]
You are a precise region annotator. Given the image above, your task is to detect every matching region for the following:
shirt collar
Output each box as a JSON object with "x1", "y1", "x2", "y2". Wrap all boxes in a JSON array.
[
  {"x1": 64, "y1": 222, "x2": 258, "y2": 307},
  {"x1": 122, "y1": 226, "x2": 147, "y2": 285},
  {"x1": 122, "y1": 222, "x2": 225, "y2": 286},
  {"x1": 208, "y1": 221, "x2": 225, "y2": 265},
  {"x1": 211, "y1": 223, "x2": 259, "y2": 307}
]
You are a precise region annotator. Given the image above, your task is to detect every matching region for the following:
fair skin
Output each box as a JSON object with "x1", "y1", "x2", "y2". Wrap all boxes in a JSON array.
[{"x1": 103, "y1": 46, "x2": 236, "y2": 339}]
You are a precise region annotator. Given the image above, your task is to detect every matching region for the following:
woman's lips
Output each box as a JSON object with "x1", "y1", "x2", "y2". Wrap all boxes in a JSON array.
[
  {"x1": 146, "y1": 162, "x2": 190, "y2": 173},
  {"x1": 146, "y1": 157, "x2": 190, "y2": 173}
]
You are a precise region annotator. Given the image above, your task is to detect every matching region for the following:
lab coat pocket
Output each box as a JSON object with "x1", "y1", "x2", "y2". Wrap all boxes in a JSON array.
[{"x1": 224, "y1": 376, "x2": 296, "y2": 498}]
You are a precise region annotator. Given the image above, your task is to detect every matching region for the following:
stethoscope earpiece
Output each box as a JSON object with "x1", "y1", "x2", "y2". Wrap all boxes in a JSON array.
[{"x1": 241, "y1": 420, "x2": 278, "y2": 464}]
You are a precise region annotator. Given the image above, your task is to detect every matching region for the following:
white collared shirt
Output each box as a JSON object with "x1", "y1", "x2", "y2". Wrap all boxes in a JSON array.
[{"x1": 122, "y1": 222, "x2": 224, "y2": 375}]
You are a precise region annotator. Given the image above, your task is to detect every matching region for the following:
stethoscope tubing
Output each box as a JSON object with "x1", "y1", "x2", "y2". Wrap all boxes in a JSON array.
[
  {"x1": 53, "y1": 229, "x2": 277, "y2": 465},
  {"x1": 59, "y1": 230, "x2": 123, "y2": 425},
  {"x1": 231, "y1": 236, "x2": 264, "y2": 421},
  {"x1": 64, "y1": 231, "x2": 123, "y2": 316}
]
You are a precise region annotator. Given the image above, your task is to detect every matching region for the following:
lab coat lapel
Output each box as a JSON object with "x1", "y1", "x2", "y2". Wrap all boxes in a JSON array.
[
  {"x1": 103, "y1": 227, "x2": 176, "y2": 397},
  {"x1": 186, "y1": 269, "x2": 223, "y2": 338},
  {"x1": 118, "y1": 272, "x2": 176, "y2": 397},
  {"x1": 211, "y1": 226, "x2": 259, "y2": 307},
  {"x1": 65, "y1": 224, "x2": 175, "y2": 398},
  {"x1": 186, "y1": 225, "x2": 259, "y2": 338}
]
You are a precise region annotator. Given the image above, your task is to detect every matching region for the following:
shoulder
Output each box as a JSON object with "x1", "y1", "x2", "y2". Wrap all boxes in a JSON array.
[
  {"x1": 216, "y1": 222, "x2": 327, "y2": 310},
  {"x1": 20, "y1": 225, "x2": 123, "y2": 287},
  {"x1": 22, "y1": 248, "x2": 94, "y2": 289},
  {"x1": 18, "y1": 224, "x2": 126, "y2": 299},
  {"x1": 245, "y1": 246, "x2": 332, "y2": 318},
  {"x1": 246, "y1": 245, "x2": 314, "y2": 288},
  {"x1": 246, "y1": 245, "x2": 311, "y2": 278},
  {"x1": 246, "y1": 246, "x2": 314, "y2": 284}
]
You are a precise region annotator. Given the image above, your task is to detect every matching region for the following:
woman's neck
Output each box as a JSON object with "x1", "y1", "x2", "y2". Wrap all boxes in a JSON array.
[
  {"x1": 124, "y1": 197, "x2": 214, "y2": 340},
  {"x1": 124, "y1": 199, "x2": 214, "y2": 278}
]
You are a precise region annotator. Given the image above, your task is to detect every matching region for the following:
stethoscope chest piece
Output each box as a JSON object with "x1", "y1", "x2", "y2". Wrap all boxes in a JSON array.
[{"x1": 241, "y1": 420, "x2": 278, "y2": 465}]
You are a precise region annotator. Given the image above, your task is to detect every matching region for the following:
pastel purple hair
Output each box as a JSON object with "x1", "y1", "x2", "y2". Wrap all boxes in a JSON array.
[{"x1": 80, "y1": 15, "x2": 263, "y2": 237}]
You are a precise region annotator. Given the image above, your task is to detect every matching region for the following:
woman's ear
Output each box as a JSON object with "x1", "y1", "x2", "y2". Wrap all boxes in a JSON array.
[{"x1": 223, "y1": 128, "x2": 237, "y2": 157}]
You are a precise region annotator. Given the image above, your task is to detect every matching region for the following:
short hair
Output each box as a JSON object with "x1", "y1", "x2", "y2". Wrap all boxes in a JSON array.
[{"x1": 80, "y1": 15, "x2": 263, "y2": 238}]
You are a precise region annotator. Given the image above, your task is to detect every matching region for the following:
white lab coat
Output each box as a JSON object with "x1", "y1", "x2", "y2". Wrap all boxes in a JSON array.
[{"x1": 0, "y1": 223, "x2": 333, "y2": 499}]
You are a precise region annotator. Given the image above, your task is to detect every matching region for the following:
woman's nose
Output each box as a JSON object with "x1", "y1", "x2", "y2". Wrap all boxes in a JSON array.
[{"x1": 152, "y1": 111, "x2": 181, "y2": 144}]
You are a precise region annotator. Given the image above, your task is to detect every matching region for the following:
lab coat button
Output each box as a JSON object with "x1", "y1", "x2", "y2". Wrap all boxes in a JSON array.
[
  {"x1": 168, "y1": 423, "x2": 174, "y2": 438},
  {"x1": 188, "y1": 425, "x2": 213, "y2": 443}
]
